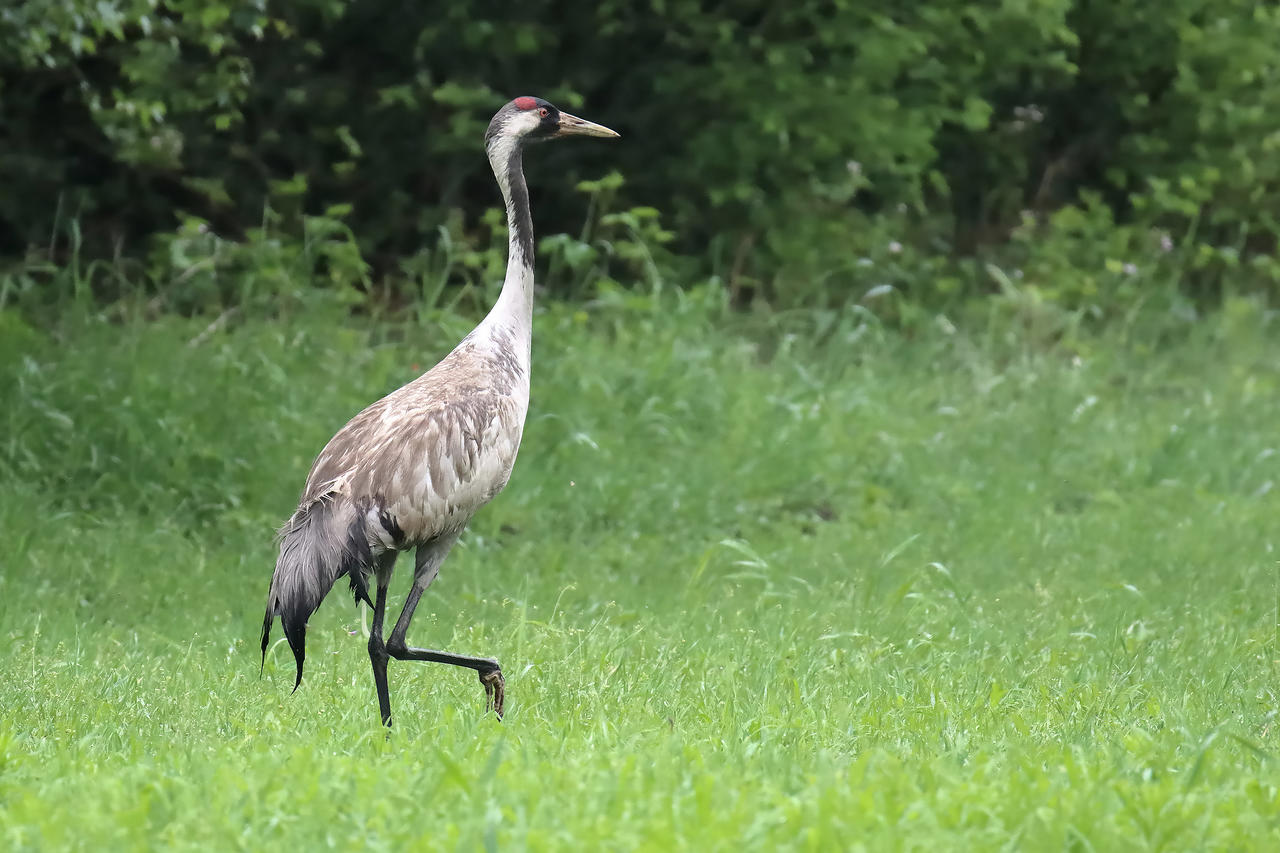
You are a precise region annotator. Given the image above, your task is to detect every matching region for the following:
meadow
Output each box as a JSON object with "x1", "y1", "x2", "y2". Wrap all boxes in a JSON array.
[{"x1": 1, "y1": 288, "x2": 1278, "y2": 849}]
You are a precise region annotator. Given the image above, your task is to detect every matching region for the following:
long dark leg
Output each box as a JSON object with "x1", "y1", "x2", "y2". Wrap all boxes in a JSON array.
[
  {"x1": 368, "y1": 576, "x2": 393, "y2": 726},
  {"x1": 386, "y1": 536, "x2": 505, "y2": 718}
]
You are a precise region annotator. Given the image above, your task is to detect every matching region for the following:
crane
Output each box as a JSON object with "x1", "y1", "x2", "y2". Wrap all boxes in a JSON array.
[{"x1": 260, "y1": 97, "x2": 619, "y2": 725}]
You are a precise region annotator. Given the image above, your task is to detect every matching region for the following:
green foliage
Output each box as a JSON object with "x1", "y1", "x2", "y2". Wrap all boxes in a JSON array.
[
  {"x1": 148, "y1": 211, "x2": 372, "y2": 313},
  {"x1": 2, "y1": 295, "x2": 1278, "y2": 846},
  {"x1": 1, "y1": 1, "x2": 1277, "y2": 311}
]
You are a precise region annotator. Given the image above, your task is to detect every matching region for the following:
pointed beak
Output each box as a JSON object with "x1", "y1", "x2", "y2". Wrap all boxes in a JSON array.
[{"x1": 554, "y1": 112, "x2": 621, "y2": 139}]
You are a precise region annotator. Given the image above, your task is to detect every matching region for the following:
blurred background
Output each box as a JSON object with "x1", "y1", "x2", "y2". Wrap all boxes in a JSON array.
[{"x1": 2, "y1": 0, "x2": 1277, "y2": 319}]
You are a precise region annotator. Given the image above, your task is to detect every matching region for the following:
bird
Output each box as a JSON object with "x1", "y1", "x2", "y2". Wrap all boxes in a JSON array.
[{"x1": 260, "y1": 96, "x2": 619, "y2": 726}]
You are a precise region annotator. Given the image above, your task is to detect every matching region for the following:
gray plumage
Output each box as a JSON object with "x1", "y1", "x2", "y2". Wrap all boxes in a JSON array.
[
  {"x1": 259, "y1": 96, "x2": 619, "y2": 725},
  {"x1": 261, "y1": 333, "x2": 525, "y2": 685}
]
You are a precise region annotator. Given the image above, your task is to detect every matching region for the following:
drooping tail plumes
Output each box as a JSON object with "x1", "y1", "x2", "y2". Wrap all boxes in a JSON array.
[{"x1": 261, "y1": 497, "x2": 374, "y2": 689}]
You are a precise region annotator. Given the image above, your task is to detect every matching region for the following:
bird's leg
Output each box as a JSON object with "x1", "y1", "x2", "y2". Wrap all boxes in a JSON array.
[
  {"x1": 386, "y1": 588, "x2": 506, "y2": 718},
  {"x1": 385, "y1": 538, "x2": 505, "y2": 718},
  {"x1": 368, "y1": 577, "x2": 394, "y2": 727}
]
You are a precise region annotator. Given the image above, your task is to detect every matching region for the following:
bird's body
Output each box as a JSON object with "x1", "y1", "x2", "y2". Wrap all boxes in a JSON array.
[
  {"x1": 302, "y1": 323, "x2": 529, "y2": 548},
  {"x1": 261, "y1": 96, "x2": 618, "y2": 725}
]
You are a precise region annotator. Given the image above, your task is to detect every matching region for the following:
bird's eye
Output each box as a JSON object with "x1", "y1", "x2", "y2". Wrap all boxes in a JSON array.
[{"x1": 539, "y1": 108, "x2": 549, "y2": 118}]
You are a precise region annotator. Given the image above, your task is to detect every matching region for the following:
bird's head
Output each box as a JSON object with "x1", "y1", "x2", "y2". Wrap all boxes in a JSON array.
[{"x1": 485, "y1": 96, "x2": 620, "y2": 153}]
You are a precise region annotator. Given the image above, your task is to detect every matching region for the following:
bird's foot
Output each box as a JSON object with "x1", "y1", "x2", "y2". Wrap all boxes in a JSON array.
[{"x1": 479, "y1": 667, "x2": 505, "y2": 719}]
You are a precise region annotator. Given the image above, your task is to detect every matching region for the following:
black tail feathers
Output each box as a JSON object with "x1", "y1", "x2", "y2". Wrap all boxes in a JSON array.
[{"x1": 260, "y1": 498, "x2": 375, "y2": 690}]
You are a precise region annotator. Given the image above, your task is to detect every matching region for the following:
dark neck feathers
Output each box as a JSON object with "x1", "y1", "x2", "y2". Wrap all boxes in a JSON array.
[{"x1": 504, "y1": 147, "x2": 534, "y2": 263}]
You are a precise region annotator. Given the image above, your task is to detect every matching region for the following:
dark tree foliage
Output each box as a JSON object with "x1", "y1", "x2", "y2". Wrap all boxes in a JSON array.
[{"x1": 1, "y1": 0, "x2": 1277, "y2": 302}]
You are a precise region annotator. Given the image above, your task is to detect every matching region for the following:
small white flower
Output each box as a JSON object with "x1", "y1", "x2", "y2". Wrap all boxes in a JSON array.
[
  {"x1": 1160, "y1": 234, "x2": 1174, "y2": 252},
  {"x1": 846, "y1": 160, "x2": 862, "y2": 175},
  {"x1": 1123, "y1": 263, "x2": 1138, "y2": 276},
  {"x1": 856, "y1": 257, "x2": 874, "y2": 267},
  {"x1": 888, "y1": 241, "x2": 903, "y2": 254},
  {"x1": 1014, "y1": 105, "x2": 1045, "y2": 123}
]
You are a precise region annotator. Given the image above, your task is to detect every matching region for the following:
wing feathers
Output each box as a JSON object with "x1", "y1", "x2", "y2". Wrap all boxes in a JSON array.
[{"x1": 262, "y1": 337, "x2": 528, "y2": 688}]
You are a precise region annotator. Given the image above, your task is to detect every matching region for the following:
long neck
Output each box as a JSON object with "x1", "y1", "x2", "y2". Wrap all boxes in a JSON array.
[{"x1": 478, "y1": 137, "x2": 535, "y2": 355}]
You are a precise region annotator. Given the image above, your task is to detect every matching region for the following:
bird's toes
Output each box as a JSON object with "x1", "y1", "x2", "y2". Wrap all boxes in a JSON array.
[{"x1": 479, "y1": 668, "x2": 505, "y2": 719}]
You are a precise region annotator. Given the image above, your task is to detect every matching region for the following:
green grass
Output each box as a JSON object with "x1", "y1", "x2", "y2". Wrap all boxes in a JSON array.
[{"x1": 2, "y1": 291, "x2": 1278, "y2": 849}]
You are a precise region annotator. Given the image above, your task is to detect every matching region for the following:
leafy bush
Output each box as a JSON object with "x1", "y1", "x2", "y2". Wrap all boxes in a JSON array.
[{"x1": 1, "y1": 1, "x2": 1276, "y2": 312}]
